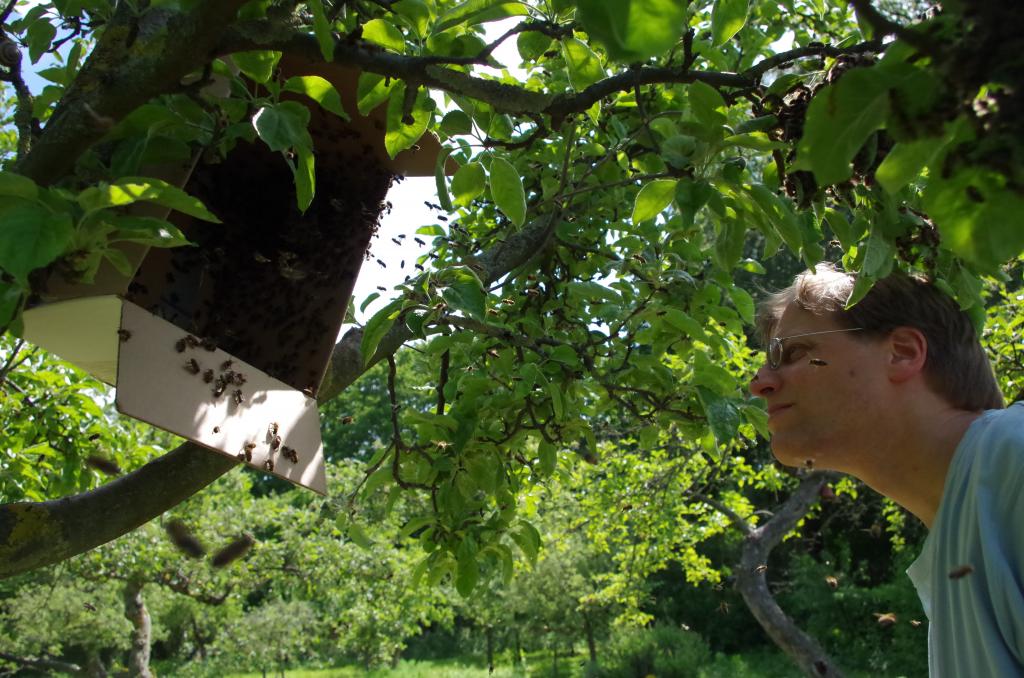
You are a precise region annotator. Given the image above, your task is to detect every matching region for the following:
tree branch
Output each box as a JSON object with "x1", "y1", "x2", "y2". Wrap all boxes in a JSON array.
[{"x1": 14, "y1": 0, "x2": 251, "y2": 185}]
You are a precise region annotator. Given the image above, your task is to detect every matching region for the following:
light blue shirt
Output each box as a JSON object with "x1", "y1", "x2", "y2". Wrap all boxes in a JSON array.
[{"x1": 907, "y1": 403, "x2": 1024, "y2": 677}]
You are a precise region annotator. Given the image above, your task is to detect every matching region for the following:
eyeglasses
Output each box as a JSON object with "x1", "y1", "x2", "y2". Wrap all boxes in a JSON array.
[{"x1": 767, "y1": 328, "x2": 864, "y2": 370}]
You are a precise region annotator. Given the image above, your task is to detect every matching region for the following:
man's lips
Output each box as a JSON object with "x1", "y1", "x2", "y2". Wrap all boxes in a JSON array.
[{"x1": 767, "y1": 404, "x2": 793, "y2": 417}]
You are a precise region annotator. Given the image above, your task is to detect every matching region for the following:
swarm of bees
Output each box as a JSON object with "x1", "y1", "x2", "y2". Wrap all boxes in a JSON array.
[{"x1": 126, "y1": 135, "x2": 395, "y2": 395}]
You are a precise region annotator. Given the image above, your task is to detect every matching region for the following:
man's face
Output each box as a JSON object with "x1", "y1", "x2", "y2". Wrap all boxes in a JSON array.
[{"x1": 748, "y1": 303, "x2": 888, "y2": 472}]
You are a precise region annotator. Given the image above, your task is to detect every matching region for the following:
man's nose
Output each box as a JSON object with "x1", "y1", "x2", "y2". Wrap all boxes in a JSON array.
[{"x1": 748, "y1": 363, "x2": 779, "y2": 397}]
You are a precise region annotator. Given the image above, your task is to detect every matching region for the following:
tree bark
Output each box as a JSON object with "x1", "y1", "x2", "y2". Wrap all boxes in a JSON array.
[
  {"x1": 0, "y1": 651, "x2": 81, "y2": 674},
  {"x1": 485, "y1": 626, "x2": 495, "y2": 674},
  {"x1": 582, "y1": 611, "x2": 597, "y2": 664},
  {"x1": 123, "y1": 577, "x2": 153, "y2": 678},
  {"x1": 730, "y1": 474, "x2": 845, "y2": 678}
]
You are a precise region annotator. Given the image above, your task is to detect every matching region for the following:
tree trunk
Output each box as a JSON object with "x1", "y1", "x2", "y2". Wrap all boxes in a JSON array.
[
  {"x1": 485, "y1": 626, "x2": 495, "y2": 674},
  {"x1": 733, "y1": 474, "x2": 844, "y2": 678},
  {"x1": 123, "y1": 577, "x2": 152, "y2": 678},
  {"x1": 513, "y1": 627, "x2": 523, "y2": 665},
  {"x1": 86, "y1": 652, "x2": 107, "y2": 678},
  {"x1": 582, "y1": 611, "x2": 598, "y2": 664}
]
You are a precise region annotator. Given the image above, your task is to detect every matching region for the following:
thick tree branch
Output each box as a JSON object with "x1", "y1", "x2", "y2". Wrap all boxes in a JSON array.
[
  {"x1": 14, "y1": 0, "x2": 250, "y2": 186},
  {"x1": 0, "y1": 442, "x2": 235, "y2": 579},
  {"x1": 731, "y1": 472, "x2": 844, "y2": 678}
]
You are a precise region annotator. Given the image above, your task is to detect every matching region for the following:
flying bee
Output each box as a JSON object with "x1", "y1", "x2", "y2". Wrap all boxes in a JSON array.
[
  {"x1": 804, "y1": 458, "x2": 814, "y2": 469},
  {"x1": 948, "y1": 564, "x2": 974, "y2": 580},
  {"x1": 210, "y1": 533, "x2": 255, "y2": 567},
  {"x1": 213, "y1": 426, "x2": 220, "y2": 433},
  {"x1": 754, "y1": 564, "x2": 768, "y2": 574},
  {"x1": 165, "y1": 519, "x2": 206, "y2": 558},
  {"x1": 185, "y1": 358, "x2": 200, "y2": 375},
  {"x1": 415, "y1": 264, "x2": 424, "y2": 271},
  {"x1": 414, "y1": 237, "x2": 425, "y2": 246},
  {"x1": 376, "y1": 259, "x2": 386, "y2": 268},
  {"x1": 269, "y1": 422, "x2": 279, "y2": 436},
  {"x1": 202, "y1": 369, "x2": 214, "y2": 383},
  {"x1": 342, "y1": 415, "x2": 354, "y2": 425},
  {"x1": 825, "y1": 575, "x2": 839, "y2": 590},
  {"x1": 117, "y1": 329, "x2": 131, "y2": 342},
  {"x1": 809, "y1": 358, "x2": 828, "y2": 366},
  {"x1": 83, "y1": 602, "x2": 97, "y2": 612},
  {"x1": 85, "y1": 455, "x2": 121, "y2": 476},
  {"x1": 391, "y1": 237, "x2": 401, "y2": 245},
  {"x1": 376, "y1": 286, "x2": 386, "y2": 291},
  {"x1": 270, "y1": 435, "x2": 281, "y2": 451},
  {"x1": 873, "y1": 612, "x2": 897, "y2": 627}
]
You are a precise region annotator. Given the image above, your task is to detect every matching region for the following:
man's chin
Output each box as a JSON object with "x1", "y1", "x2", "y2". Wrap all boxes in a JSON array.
[{"x1": 770, "y1": 439, "x2": 814, "y2": 469}]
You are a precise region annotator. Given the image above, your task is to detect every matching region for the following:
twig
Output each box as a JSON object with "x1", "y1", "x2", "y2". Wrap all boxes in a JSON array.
[
  {"x1": 846, "y1": 0, "x2": 936, "y2": 55},
  {"x1": 0, "y1": 0, "x2": 18, "y2": 26},
  {"x1": 436, "y1": 349, "x2": 449, "y2": 415}
]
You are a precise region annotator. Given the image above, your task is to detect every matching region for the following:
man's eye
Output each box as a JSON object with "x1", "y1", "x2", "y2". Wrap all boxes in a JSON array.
[{"x1": 783, "y1": 345, "x2": 807, "y2": 363}]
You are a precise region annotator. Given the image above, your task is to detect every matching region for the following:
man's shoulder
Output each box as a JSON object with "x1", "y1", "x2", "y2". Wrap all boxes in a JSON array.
[{"x1": 970, "y1": 402, "x2": 1024, "y2": 439}]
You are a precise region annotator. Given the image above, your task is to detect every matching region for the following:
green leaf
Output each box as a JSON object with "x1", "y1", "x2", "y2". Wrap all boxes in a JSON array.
[
  {"x1": 517, "y1": 30, "x2": 552, "y2": 62},
  {"x1": 27, "y1": 19, "x2": 56, "y2": 64},
  {"x1": 394, "y1": 0, "x2": 431, "y2": 37},
  {"x1": 711, "y1": 0, "x2": 749, "y2": 46},
  {"x1": 576, "y1": 0, "x2": 688, "y2": 62},
  {"x1": 441, "y1": 266, "x2": 486, "y2": 320},
  {"x1": 0, "y1": 204, "x2": 73, "y2": 283},
  {"x1": 561, "y1": 38, "x2": 604, "y2": 91},
  {"x1": 283, "y1": 76, "x2": 348, "y2": 120},
  {"x1": 78, "y1": 177, "x2": 221, "y2": 222},
  {"x1": 307, "y1": 0, "x2": 335, "y2": 61},
  {"x1": 361, "y1": 299, "x2": 403, "y2": 366},
  {"x1": 232, "y1": 50, "x2": 282, "y2": 84},
  {"x1": 697, "y1": 386, "x2": 741, "y2": 445},
  {"x1": 861, "y1": 230, "x2": 895, "y2": 279},
  {"x1": 434, "y1": 0, "x2": 526, "y2": 33},
  {"x1": 662, "y1": 308, "x2": 707, "y2": 341},
  {"x1": 632, "y1": 179, "x2": 677, "y2": 223},
  {"x1": 875, "y1": 137, "x2": 945, "y2": 194},
  {"x1": 688, "y1": 81, "x2": 728, "y2": 129},
  {"x1": 346, "y1": 523, "x2": 373, "y2": 550},
  {"x1": 112, "y1": 216, "x2": 191, "y2": 248},
  {"x1": 451, "y1": 162, "x2": 486, "y2": 207},
  {"x1": 488, "y1": 157, "x2": 526, "y2": 227},
  {"x1": 511, "y1": 520, "x2": 541, "y2": 565},
  {"x1": 537, "y1": 440, "x2": 557, "y2": 477},
  {"x1": 356, "y1": 72, "x2": 394, "y2": 115},
  {"x1": 923, "y1": 165, "x2": 1024, "y2": 271},
  {"x1": 385, "y1": 83, "x2": 432, "y2": 159},
  {"x1": 294, "y1": 145, "x2": 316, "y2": 212},
  {"x1": 440, "y1": 110, "x2": 473, "y2": 136},
  {"x1": 792, "y1": 69, "x2": 889, "y2": 186},
  {"x1": 362, "y1": 18, "x2": 406, "y2": 52},
  {"x1": 435, "y1": 147, "x2": 455, "y2": 212},
  {"x1": 728, "y1": 285, "x2": 755, "y2": 325},
  {"x1": 455, "y1": 540, "x2": 479, "y2": 596},
  {"x1": 0, "y1": 172, "x2": 38, "y2": 200},
  {"x1": 252, "y1": 101, "x2": 313, "y2": 153}
]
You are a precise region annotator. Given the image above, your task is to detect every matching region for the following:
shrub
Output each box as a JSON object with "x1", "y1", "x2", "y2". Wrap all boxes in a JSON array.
[{"x1": 592, "y1": 624, "x2": 712, "y2": 678}]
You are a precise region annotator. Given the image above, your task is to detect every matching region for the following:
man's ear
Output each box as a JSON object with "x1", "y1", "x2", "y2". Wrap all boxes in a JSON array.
[{"x1": 887, "y1": 326, "x2": 927, "y2": 383}]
